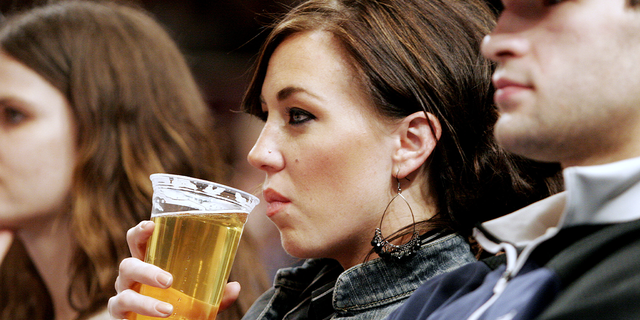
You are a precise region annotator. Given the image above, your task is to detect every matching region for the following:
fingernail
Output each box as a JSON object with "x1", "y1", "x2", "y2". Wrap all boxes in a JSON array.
[
  {"x1": 140, "y1": 221, "x2": 152, "y2": 229},
  {"x1": 155, "y1": 302, "x2": 173, "y2": 316},
  {"x1": 156, "y1": 272, "x2": 173, "y2": 287}
]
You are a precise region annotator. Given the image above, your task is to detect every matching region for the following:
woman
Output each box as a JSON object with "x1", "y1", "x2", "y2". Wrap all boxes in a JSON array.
[
  {"x1": 0, "y1": 2, "x2": 268, "y2": 319},
  {"x1": 109, "y1": 0, "x2": 562, "y2": 319}
]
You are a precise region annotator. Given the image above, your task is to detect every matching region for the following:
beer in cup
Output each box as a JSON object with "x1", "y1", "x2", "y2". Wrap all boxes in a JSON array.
[{"x1": 130, "y1": 174, "x2": 259, "y2": 320}]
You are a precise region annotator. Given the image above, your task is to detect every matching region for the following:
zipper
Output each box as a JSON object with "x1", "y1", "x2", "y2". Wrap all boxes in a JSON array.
[
  {"x1": 467, "y1": 224, "x2": 561, "y2": 320},
  {"x1": 466, "y1": 242, "x2": 517, "y2": 320}
]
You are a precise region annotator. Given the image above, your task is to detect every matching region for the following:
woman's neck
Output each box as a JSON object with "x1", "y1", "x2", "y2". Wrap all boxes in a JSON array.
[
  {"x1": 18, "y1": 214, "x2": 77, "y2": 320},
  {"x1": 338, "y1": 181, "x2": 438, "y2": 270}
]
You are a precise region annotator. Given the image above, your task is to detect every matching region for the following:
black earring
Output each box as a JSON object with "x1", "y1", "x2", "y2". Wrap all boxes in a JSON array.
[{"x1": 371, "y1": 176, "x2": 421, "y2": 260}]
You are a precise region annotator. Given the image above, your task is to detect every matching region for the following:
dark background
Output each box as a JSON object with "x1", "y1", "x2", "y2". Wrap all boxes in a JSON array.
[{"x1": 0, "y1": 0, "x2": 503, "y2": 123}]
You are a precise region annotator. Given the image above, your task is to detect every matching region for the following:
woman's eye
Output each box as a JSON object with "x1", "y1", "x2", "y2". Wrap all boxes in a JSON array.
[
  {"x1": 1, "y1": 106, "x2": 27, "y2": 126},
  {"x1": 287, "y1": 107, "x2": 315, "y2": 125}
]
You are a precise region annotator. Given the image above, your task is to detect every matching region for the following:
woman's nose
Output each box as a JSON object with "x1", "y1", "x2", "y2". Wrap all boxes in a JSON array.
[{"x1": 247, "y1": 123, "x2": 284, "y2": 173}]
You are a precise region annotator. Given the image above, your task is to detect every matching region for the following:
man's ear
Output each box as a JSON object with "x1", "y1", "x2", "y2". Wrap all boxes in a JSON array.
[{"x1": 393, "y1": 111, "x2": 442, "y2": 179}]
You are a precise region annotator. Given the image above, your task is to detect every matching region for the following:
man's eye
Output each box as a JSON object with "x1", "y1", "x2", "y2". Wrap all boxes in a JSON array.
[
  {"x1": 287, "y1": 107, "x2": 316, "y2": 125},
  {"x1": 542, "y1": 0, "x2": 563, "y2": 6}
]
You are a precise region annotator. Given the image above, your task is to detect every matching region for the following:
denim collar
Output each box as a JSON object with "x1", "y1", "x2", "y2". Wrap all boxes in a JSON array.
[
  {"x1": 251, "y1": 233, "x2": 475, "y2": 320},
  {"x1": 333, "y1": 233, "x2": 475, "y2": 311}
]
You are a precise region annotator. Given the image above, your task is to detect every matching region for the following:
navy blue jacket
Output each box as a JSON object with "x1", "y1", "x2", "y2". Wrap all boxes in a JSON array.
[
  {"x1": 387, "y1": 158, "x2": 640, "y2": 320},
  {"x1": 388, "y1": 220, "x2": 640, "y2": 320}
]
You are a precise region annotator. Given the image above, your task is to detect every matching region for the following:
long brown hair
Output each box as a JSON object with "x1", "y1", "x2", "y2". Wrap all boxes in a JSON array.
[
  {"x1": 0, "y1": 1, "x2": 267, "y2": 319},
  {"x1": 243, "y1": 0, "x2": 562, "y2": 241}
]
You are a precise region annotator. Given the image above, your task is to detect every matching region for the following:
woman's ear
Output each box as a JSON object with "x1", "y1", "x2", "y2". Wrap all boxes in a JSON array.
[{"x1": 393, "y1": 111, "x2": 442, "y2": 179}]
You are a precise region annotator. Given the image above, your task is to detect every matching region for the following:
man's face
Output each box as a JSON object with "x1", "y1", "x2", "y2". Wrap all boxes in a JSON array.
[{"x1": 482, "y1": 0, "x2": 640, "y2": 167}]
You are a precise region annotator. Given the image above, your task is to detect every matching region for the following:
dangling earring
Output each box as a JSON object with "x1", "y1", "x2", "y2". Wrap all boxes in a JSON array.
[{"x1": 371, "y1": 175, "x2": 421, "y2": 260}]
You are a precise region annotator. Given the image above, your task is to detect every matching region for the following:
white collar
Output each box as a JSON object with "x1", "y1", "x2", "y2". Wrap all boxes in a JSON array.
[{"x1": 478, "y1": 156, "x2": 640, "y2": 248}]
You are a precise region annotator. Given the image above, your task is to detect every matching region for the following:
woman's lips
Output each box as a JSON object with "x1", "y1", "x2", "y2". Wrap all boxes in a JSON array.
[{"x1": 263, "y1": 188, "x2": 291, "y2": 217}]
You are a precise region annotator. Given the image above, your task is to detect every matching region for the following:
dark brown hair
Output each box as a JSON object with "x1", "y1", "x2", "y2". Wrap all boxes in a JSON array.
[
  {"x1": 0, "y1": 1, "x2": 267, "y2": 319},
  {"x1": 243, "y1": 0, "x2": 562, "y2": 241}
]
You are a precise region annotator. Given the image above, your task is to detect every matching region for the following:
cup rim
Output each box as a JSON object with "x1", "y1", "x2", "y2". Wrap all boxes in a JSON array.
[{"x1": 149, "y1": 173, "x2": 260, "y2": 209}]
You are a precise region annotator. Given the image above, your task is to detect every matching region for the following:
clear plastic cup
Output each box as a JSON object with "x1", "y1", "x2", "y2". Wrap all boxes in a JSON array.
[{"x1": 131, "y1": 173, "x2": 259, "y2": 320}]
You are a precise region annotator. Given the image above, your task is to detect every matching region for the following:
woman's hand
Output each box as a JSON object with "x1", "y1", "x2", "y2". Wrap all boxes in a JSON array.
[
  {"x1": 127, "y1": 220, "x2": 155, "y2": 260},
  {"x1": 108, "y1": 221, "x2": 241, "y2": 319}
]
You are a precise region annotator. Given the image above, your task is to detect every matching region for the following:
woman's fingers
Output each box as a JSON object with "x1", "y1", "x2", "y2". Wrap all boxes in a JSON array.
[
  {"x1": 219, "y1": 281, "x2": 241, "y2": 312},
  {"x1": 115, "y1": 257, "x2": 173, "y2": 293},
  {"x1": 108, "y1": 287, "x2": 174, "y2": 319},
  {"x1": 109, "y1": 283, "x2": 238, "y2": 319},
  {"x1": 127, "y1": 221, "x2": 154, "y2": 260},
  {"x1": 109, "y1": 257, "x2": 174, "y2": 319}
]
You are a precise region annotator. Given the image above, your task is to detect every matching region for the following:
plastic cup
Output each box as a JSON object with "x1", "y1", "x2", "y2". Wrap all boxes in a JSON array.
[{"x1": 130, "y1": 173, "x2": 259, "y2": 320}]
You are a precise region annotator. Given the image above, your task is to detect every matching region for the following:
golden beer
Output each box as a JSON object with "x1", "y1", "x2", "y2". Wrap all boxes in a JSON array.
[{"x1": 131, "y1": 210, "x2": 247, "y2": 320}]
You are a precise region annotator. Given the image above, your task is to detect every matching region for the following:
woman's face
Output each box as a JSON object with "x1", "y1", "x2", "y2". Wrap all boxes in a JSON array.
[
  {"x1": 247, "y1": 31, "x2": 399, "y2": 268},
  {"x1": 0, "y1": 52, "x2": 77, "y2": 230}
]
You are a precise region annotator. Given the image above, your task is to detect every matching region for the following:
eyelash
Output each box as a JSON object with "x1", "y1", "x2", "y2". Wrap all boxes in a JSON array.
[
  {"x1": 286, "y1": 107, "x2": 315, "y2": 125},
  {"x1": 543, "y1": 0, "x2": 563, "y2": 6},
  {"x1": 258, "y1": 110, "x2": 268, "y2": 122},
  {"x1": 256, "y1": 107, "x2": 316, "y2": 125}
]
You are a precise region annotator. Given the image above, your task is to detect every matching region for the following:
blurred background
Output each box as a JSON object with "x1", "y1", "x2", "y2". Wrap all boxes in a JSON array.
[{"x1": 0, "y1": 0, "x2": 503, "y2": 278}]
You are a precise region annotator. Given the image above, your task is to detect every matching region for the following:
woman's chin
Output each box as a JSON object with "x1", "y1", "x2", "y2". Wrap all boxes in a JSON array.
[{"x1": 280, "y1": 237, "x2": 319, "y2": 260}]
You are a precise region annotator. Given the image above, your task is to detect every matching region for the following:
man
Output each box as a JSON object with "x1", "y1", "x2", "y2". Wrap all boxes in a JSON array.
[{"x1": 386, "y1": 0, "x2": 640, "y2": 319}]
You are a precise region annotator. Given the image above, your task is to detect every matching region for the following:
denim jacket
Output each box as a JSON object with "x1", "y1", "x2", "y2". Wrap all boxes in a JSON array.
[{"x1": 242, "y1": 232, "x2": 475, "y2": 320}]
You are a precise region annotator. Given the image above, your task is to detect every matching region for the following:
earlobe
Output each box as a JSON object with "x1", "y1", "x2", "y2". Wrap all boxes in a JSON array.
[{"x1": 394, "y1": 111, "x2": 441, "y2": 179}]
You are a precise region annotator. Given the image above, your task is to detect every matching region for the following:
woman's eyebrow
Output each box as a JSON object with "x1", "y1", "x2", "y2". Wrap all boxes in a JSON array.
[{"x1": 277, "y1": 86, "x2": 321, "y2": 101}]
